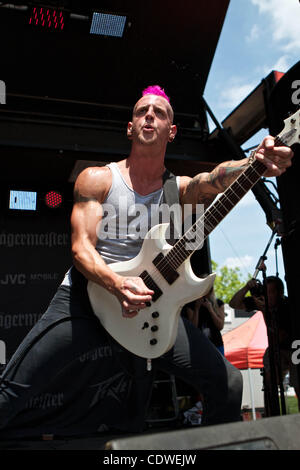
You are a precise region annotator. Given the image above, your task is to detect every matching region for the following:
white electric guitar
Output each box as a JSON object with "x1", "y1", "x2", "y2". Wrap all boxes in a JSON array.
[{"x1": 87, "y1": 110, "x2": 299, "y2": 360}]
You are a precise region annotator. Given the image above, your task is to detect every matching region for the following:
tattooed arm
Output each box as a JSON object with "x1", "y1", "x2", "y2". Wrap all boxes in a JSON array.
[
  {"x1": 180, "y1": 135, "x2": 293, "y2": 208},
  {"x1": 180, "y1": 159, "x2": 249, "y2": 209},
  {"x1": 71, "y1": 166, "x2": 153, "y2": 317}
]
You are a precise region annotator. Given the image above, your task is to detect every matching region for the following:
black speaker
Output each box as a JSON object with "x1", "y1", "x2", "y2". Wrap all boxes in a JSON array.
[
  {"x1": 266, "y1": 62, "x2": 300, "y2": 383},
  {"x1": 105, "y1": 413, "x2": 300, "y2": 450}
]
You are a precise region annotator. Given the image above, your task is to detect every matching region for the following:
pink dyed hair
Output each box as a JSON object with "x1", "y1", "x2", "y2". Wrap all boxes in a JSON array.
[{"x1": 142, "y1": 85, "x2": 170, "y2": 103}]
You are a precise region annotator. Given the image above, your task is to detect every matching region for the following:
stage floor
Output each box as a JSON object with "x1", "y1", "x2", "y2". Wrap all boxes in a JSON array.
[{"x1": 0, "y1": 426, "x2": 177, "y2": 451}]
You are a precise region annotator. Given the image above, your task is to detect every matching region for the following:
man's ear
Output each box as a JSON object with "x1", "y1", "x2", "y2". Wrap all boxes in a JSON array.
[
  {"x1": 168, "y1": 124, "x2": 177, "y2": 142},
  {"x1": 127, "y1": 122, "x2": 133, "y2": 140}
]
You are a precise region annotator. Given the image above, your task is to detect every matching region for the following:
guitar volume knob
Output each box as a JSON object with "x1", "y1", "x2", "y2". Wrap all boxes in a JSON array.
[
  {"x1": 150, "y1": 339, "x2": 158, "y2": 345},
  {"x1": 151, "y1": 311, "x2": 159, "y2": 318}
]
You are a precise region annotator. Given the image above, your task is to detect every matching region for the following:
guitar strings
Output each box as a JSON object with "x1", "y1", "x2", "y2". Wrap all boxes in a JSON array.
[
  {"x1": 158, "y1": 134, "x2": 283, "y2": 273},
  {"x1": 139, "y1": 138, "x2": 282, "y2": 291},
  {"x1": 141, "y1": 159, "x2": 264, "y2": 288},
  {"x1": 165, "y1": 162, "x2": 263, "y2": 268}
]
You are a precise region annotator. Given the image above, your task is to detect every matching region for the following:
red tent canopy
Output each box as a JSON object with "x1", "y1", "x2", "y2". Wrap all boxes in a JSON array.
[{"x1": 223, "y1": 311, "x2": 268, "y2": 369}]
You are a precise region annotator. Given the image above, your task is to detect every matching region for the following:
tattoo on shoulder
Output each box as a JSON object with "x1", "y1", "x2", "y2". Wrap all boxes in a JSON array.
[{"x1": 74, "y1": 190, "x2": 98, "y2": 203}]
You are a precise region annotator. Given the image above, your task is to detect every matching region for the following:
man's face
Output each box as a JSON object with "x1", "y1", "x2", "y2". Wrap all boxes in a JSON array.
[{"x1": 127, "y1": 94, "x2": 176, "y2": 147}]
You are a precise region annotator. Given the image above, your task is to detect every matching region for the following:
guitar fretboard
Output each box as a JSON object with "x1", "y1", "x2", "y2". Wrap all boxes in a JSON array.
[{"x1": 157, "y1": 135, "x2": 285, "y2": 277}]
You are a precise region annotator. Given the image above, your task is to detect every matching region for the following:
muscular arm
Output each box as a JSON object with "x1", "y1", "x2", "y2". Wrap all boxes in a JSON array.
[
  {"x1": 71, "y1": 166, "x2": 153, "y2": 316},
  {"x1": 180, "y1": 159, "x2": 249, "y2": 209},
  {"x1": 71, "y1": 166, "x2": 118, "y2": 291}
]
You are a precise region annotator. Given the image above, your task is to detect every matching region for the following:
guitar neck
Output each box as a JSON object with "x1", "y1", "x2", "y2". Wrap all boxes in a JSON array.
[
  {"x1": 166, "y1": 135, "x2": 285, "y2": 269},
  {"x1": 203, "y1": 157, "x2": 266, "y2": 238}
]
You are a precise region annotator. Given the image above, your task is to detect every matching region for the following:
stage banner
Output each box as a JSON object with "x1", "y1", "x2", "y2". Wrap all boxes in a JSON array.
[{"x1": 0, "y1": 213, "x2": 72, "y2": 364}]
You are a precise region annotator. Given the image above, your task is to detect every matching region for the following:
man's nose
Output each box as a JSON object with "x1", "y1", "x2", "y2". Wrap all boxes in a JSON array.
[{"x1": 145, "y1": 106, "x2": 154, "y2": 120}]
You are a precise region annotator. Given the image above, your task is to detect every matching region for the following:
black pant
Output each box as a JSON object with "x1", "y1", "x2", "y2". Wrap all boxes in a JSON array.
[{"x1": 0, "y1": 280, "x2": 242, "y2": 437}]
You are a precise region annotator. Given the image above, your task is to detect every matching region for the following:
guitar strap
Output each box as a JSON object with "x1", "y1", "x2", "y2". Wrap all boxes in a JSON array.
[{"x1": 162, "y1": 168, "x2": 180, "y2": 246}]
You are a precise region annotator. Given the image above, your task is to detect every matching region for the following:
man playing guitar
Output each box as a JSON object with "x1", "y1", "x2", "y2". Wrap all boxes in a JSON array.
[{"x1": 0, "y1": 86, "x2": 294, "y2": 436}]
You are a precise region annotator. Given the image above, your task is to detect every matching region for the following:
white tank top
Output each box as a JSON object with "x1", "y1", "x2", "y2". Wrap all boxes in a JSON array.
[{"x1": 61, "y1": 162, "x2": 179, "y2": 286}]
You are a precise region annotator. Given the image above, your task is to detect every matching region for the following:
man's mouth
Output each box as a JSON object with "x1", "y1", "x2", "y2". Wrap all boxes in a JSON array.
[{"x1": 143, "y1": 124, "x2": 154, "y2": 131}]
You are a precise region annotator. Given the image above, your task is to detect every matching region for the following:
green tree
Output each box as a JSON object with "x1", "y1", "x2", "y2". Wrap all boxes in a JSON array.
[{"x1": 211, "y1": 260, "x2": 251, "y2": 304}]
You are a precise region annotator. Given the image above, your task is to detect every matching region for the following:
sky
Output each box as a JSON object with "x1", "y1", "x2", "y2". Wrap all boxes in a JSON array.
[{"x1": 203, "y1": 0, "x2": 300, "y2": 292}]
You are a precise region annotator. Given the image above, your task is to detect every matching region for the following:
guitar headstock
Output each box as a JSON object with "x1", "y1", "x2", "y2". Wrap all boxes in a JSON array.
[{"x1": 278, "y1": 108, "x2": 300, "y2": 147}]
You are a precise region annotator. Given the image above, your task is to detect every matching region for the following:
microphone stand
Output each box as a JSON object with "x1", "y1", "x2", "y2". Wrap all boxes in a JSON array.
[
  {"x1": 262, "y1": 268, "x2": 286, "y2": 417},
  {"x1": 254, "y1": 231, "x2": 286, "y2": 417},
  {"x1": 252, "y1": 230, "x2": 276, "y2": 280},
  {"x1": 274, "y1": 237, "x2": 281, "y2": 278},
  {"x1": 272, "y1": 237, "x2": 287, "y2": 416}
]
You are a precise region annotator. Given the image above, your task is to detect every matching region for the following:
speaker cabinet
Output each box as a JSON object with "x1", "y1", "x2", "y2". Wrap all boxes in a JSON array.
[{"x1": 106, "y1": 413, "x2": 300, "y2": 450}]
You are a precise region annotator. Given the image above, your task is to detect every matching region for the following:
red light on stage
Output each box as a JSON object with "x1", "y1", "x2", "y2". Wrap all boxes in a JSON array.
[
  {"x1": 45, "y1": 191, "x2": 62, "y2": 208},
  {"x1": 28, "y1": 6, "x2": 65, "y2": 31}
]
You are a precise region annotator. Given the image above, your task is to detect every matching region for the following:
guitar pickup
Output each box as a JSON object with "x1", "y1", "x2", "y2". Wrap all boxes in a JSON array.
[{"x1": 140, "y1": 270, "x2": 162, "y2": 302}]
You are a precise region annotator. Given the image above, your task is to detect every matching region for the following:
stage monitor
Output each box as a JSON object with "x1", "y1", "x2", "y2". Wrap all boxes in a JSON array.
[
  {"x1": 9, "y1": 190, "x2": 37, "y2": 211},
  {"x1": 90, "y1": 12, "x2": 127, "y2": 37}
]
